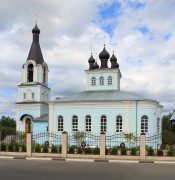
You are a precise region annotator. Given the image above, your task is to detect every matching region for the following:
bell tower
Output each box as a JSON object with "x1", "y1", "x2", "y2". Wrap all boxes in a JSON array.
[{"x1": 16, "y1": 24, "x2": 51, "y2": 132}]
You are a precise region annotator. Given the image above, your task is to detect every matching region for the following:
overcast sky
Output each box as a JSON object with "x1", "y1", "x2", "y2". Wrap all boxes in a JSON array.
[{"x1": 0, "y1": 0, "x2": 175, "y2": 118}]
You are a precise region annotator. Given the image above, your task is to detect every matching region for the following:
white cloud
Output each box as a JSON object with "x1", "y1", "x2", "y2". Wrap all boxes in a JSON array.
[{"x1": 0, "y1": 0, "x2": 175, "y2": 118}]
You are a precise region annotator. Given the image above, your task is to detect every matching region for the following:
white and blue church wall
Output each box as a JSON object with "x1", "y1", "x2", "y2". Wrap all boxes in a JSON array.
[{"x1": 48, "y1": 101, "x2": 162, "y2": 136}]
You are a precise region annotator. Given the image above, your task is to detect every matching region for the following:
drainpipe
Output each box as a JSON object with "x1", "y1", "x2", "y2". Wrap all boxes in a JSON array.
[{"x1": 136, "y1": 101, "x2": 138, "y2": 147}]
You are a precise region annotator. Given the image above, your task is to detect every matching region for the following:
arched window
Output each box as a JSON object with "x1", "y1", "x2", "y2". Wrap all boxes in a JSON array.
[
  {"x1": 101, "y1": 115, "x2": 107, "y2": 132},
  {"x1": 108, "y1": 76, "x2": 112, "y2": 85},
  {"x1": 58, "y1": 116, "x2": 63, "y2": 132},
  {"x1": 91, "y1": 77, "x2": 96, "y2": 86},
  {"x1": 157, "y1": 118, "x2": 160, "y2": 134},
  {"x1": 43, "y1": 67, "x2": 46, "y2": 84},
  {"x1": 85, "y1": 115, "x2": 91, "y2": 132},
  {"x1": 141, "y1": 115, "x2": 148, "y2": 133},
  {"x1": 99, "y1": 76, "x2": 104, "y2": 85},
  {"x1": 27, "y1": 64, "x2": 34, "y2": 82},
  {"x1": 72, "y1": 115, "x2": 78, "y2": 131},
  {"x1": 116, "y1": 115, "x2": 122, "y2": 132}
]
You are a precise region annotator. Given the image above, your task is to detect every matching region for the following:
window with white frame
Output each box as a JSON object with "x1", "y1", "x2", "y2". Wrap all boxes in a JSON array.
[
  {"x1": 72, "y1": 115, "x2": 78, "y2": 131},
  {"x1": 85, "y1": 115, "x2": 91, "y2": 132},
  {"x1": 108, "y1": 76, "x2": 112, "y2": 85},
  {"x1": 101, "y1": 115, "x2": 107, "y2": 132},
  {"x1": 91, "y1": 77, "x2": 96, "y2": 86},
  {"x1": 157, "y1": 118, "x2": 160, "y2": 134},
  {"x1": 116, "y1": 115, "x2": 122, "y2": 132},
  {"x1": 141, "y1": 115, "x2": 148, "y2": 133},
  {"x1": 58, "y1": 116, "x2": 63, "y2": 132},
  {"x1": 99, "y1": 76, "x2": 104, "y2": 85}
]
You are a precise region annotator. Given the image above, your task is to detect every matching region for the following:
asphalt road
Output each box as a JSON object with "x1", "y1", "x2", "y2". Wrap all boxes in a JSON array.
[{"x1": 0, "y1": 159, "x2": 175, "y2": 180}]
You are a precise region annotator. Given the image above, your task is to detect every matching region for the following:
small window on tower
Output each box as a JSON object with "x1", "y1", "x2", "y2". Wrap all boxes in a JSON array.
[
  {"x1": 32, "y1": 93, "x2": 35, "y2": 99},
  {"x1": 23, "y1": 93, "x2": 26, "y2": 100},
  {"x1": 100, "y1": 77, "x2": 104, "y2": 85},
  {"x1": 27, "y1": 64, "x2": 34, "y2": 82},
  {"x1": 108, "y1": 76, "x2": 112, "y2": 85},
  {"x1": 43, "y1": 67, "x2": 46, "y2": 84},
  {"x1": 91, "y1": 77, "x2": 96, "y2": 86}
]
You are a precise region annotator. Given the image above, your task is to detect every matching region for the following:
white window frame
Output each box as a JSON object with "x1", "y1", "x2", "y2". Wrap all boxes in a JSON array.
[
  {"x1": 108, "y1": 76, "x2": 112, "y2": 85},
  {"x1": 85, "y1": 115, "x2": 91, "y2": 132},
  {"x1": 141, "y1": 115, "x2": 148, "y2": 133},
  {"x1": 99, "y1": 76, "x2": 104, "y2": 85},
  {"x1": 72, "y1": 115, "x2": 78, "y2": 131},
  {"x1": 157, "y1": 118, "x2": 160, "y2": 134},
  {"x1": 101, "y1": 115, "x2": 107, "y2": 132},
  {"x1": 58, "y1": 116, "x2": 64, "y2": 132},
  {"x1": 91, "y1": 77, "x2": 96, "y2": 86},
  {"x1": 116, "y1": 115, "x2": 122, "y2": 132}
]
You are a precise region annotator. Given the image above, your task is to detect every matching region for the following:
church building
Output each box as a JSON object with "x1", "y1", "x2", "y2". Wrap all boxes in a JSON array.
[{"x1": 16, "y1": 24, "x2": 163, "y2": 137}]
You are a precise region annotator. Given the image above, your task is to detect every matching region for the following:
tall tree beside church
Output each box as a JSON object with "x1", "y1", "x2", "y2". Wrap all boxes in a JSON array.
[
  {"x1": 162, "y1": 113, "x2": 175, "y2": 145},
  {"x1": 0, "y1": 116, "x2": 16, "y2": 133}
]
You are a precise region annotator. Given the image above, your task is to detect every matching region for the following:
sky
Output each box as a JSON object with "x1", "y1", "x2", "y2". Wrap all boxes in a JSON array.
[{"x1": 0, "y1": 0, "x2": 175, "y2": 118}]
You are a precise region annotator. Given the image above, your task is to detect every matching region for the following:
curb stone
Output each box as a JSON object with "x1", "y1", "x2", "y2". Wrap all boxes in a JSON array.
[{"x1": 1, "y1": 156, "x2": 175, "y2": 164}]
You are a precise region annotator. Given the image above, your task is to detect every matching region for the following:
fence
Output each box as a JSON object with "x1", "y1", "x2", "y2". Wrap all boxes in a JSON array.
[
  {"x1": 146, "y1": 133, "x2": 162, "y2": 149},
  {"x1": 1, "y1": 131, "x2": 175, "y2": 160},
  {"x1": 106, "y1": 132, "x2": 140, "y2": 148},
  {"x1": 0, "y1": 131, "x2": 26, "y2": 152},
  {"x1": 32, "y1": 131, "x2": 62, "y2": 153}
]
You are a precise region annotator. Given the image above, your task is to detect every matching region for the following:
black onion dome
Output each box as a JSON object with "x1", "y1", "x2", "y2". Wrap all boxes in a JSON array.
[
  {"x1": 110, "y1": 53, "x2": 117, "y2": 62},
  {"x1": 93, "y1": 61, "x2": 99, "y2": 69},
  {"x1": 88, "y1": 54, "x2": 95, "y2": 63},
  {"x1": 99, "y1": 45, "x2": 110, "y2": 59},
  {"x1": 32, "y1": 24, "x2": 40, "y2": 34},
  {"x1": 116, "y1": 62, "x2": 119, "y2": 68}
]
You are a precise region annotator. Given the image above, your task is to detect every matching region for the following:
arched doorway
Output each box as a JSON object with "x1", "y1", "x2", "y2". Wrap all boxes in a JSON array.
[{"x1": 25, "y1": 118, "x2": 32, "y2": 133}]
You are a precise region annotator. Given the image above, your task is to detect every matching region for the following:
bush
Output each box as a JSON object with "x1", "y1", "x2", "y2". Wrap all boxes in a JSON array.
[
  {"x1": 157, "y1": 149, "x2": 163, "y2": 156},
  {"x1": 85, "y1": 147, "x2": 92, "y2": 154},
  {"x1": 14, "y1": 144, "x2": 19, "y2": 152},
  {"x1": 147, "y1": 146, "x2": 154, "y2": 156},
  {"x1": 69, "y1": 145, "x2": 78, "y2": 154},
  {"x1": 8, "y1": 144, "x2": 14, "y2": 152},
  {"x1": 167, "y1": 148, "x2": 174, "y2": 156},
  {"x1": 43, "y1": 146, "x2": 48, "y2": 153},
  {"x1": 93, "y1": 147, "x2": 100, "y2": 155},
  {"x1": 130, "y1": 147, "x2": 137, "y2": 156},
  {"x1": 35, "y1": 144, "x2": 41, "y2": 153},
  {"x1": 105, "y1": 148, "x2": 109, "y2": 155},
  {"x1": 1, "y1": 143, "x2": 6, "y2": 151},
  {"x1": 121, "y1": 148, "x2": 127, "y2": 155},
  {"x1": 77, "y1": 147, "x2": 82, "y2": 154},
  {"x1": 58, "y1": 145, "x2": 62, "y2": 153},
  {"x1": 51, "y1": 145, "x2": 58, "y2": 153},
  {"x1": 21, "y1": 144, "x2": 26, "y2": 152},
  {"x1": 111, "y1": 146, "x2": 118, "y2": 155}
]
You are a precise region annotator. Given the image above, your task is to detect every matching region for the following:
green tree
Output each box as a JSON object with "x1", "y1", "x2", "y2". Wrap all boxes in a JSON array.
[
  {"x1": 162, "y1": 113, "x2": 175, "y2": 145},
  {"x1": 0, "y1": 116, "x2": 16, "y2": 133}
]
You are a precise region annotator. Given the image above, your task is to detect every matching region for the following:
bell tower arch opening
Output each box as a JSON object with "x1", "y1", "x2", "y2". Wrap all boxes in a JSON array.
[{"x1": 27, "y1": 64, "x2": 34, "y2": 82}]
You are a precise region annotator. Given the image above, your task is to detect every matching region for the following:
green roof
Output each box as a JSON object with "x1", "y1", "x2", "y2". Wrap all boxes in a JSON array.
[
  {"x1": 53, "y1": 90, "x2": 156, "y2": 103},
  {"x1": 33, "y1": 114, "x2": 48, "y2": 122}
]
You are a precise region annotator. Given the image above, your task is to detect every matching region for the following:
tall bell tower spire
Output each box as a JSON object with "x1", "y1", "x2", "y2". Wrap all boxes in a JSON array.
[{"x1": 16, "y1": 23, "x2": 51, "y2": 132}]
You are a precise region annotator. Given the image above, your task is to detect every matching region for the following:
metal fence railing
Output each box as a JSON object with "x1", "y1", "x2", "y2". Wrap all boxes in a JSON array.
[
  {"x1": 32, "y1": 131, "x2": 62, "y2": 146},
  {"x1": 68, "y1": 132, "x2": 100, "y2": 148},
  {"x1": 106, "y1": 132, "x2": 140, "y2": 148},
  {"x1": 146, "y1": 133, "x2": 162, "y2": 149}
]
